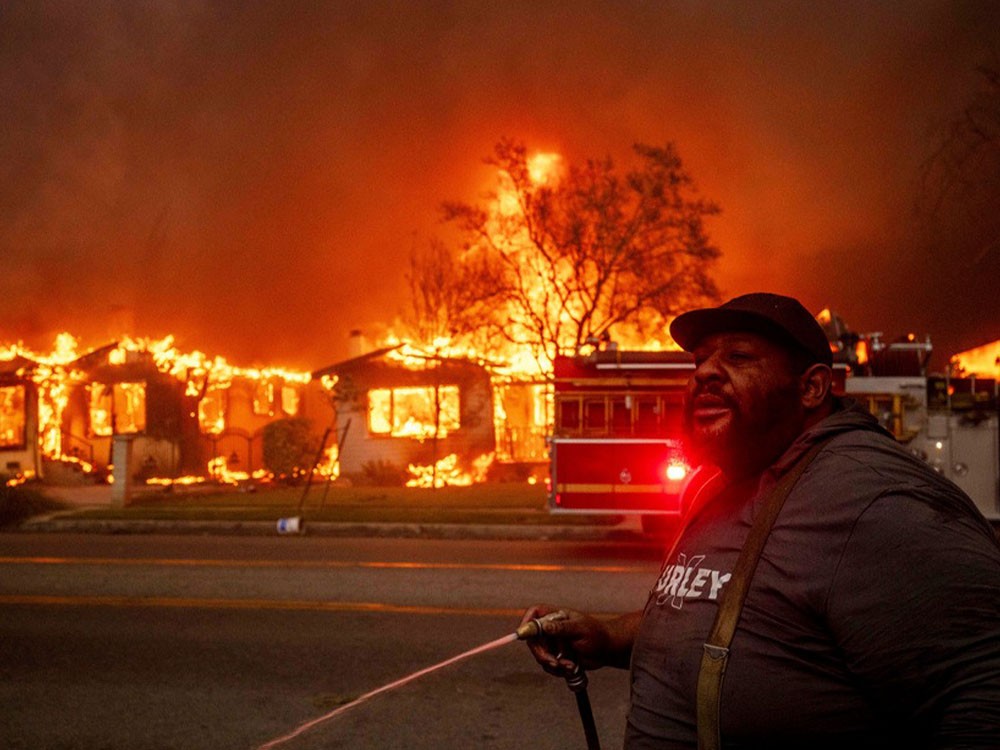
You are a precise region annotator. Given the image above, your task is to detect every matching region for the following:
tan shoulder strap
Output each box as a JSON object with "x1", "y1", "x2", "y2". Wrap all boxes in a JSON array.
[{"x1": 696, "y1": 438, "x2": 831, "y2": 750}]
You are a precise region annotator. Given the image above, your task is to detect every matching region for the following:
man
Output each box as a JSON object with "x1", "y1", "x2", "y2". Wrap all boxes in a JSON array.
[{"x1": 522, "y1": 292, "x2": 1000, "y2": 748}]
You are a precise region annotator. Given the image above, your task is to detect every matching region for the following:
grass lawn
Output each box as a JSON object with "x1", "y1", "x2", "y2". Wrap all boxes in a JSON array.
[{"x1": 34, "y1": 481, "x2": 623, "y2": 526}]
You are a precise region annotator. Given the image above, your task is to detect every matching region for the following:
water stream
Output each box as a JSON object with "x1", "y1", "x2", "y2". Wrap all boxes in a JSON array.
[{"x1": 255, "y1": 632, "x2": 519, "y2": 749}]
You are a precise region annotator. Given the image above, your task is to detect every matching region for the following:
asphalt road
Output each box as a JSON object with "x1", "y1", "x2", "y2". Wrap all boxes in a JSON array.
[{"x1": 0, "y1": 533, "x2": 665, "y2": 750}]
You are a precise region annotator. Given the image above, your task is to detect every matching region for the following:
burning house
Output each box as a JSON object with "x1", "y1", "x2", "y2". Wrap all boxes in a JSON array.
[
  {"x1": 312, "y1": 347, "x2": 499, "y2": 486},
  {"x1": 61, "y1": 342, "x2": 202, "y2": 482},
  {"x1": 2, "y1": 327, "x2": 552, "y2": 492},
  {"x1": 0, "y1": 335, "x2": 326, "y2": 489},
  {"x1": 1, "y1": 329, "x2": 548, "y2": 491}
]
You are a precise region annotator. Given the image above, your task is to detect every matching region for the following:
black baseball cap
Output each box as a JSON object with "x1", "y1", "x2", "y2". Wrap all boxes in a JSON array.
[{"x1": 670, "y1": 292, "x2": 833, "y2": 367}]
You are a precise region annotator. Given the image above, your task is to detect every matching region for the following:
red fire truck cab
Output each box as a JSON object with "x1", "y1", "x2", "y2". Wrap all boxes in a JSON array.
[{"x1": 548, "y1": 349, "x2": 695, "y2": 528}]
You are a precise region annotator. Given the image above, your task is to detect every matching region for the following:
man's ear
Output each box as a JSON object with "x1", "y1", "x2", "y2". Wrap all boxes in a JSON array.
[{"x1": 800, "y1": 363, "x2": 833, "y2": 410}]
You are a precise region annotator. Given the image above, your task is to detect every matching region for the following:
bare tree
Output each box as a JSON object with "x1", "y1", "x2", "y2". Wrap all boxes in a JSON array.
[
  {"x1": 919, "y1": 65, "x2": 1000, "y2": 270},
  {"x1": 404, "y1": 236, "x2": 506, "y2": 351},
  {"x1": 432, "y1": 139, "x2": 721, "y2": 370}
]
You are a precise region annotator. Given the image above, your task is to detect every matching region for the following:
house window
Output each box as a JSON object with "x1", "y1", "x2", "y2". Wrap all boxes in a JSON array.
[
  {"x1": 367, "y1": 385, "x2": 460, "y2": 438},
  {"x1": 89, "y1": 382, "x2": 147, "y2": 436},
  {"x1": 253, "y1": 381, "x2": 275, "y2": 416},
  {"x1": 281, "y1": 385, "x2": 300, "y2": 416},
  {"x1": 0, "y1": 385, "x2": 26, "y2": 448},
  {"x1": 199, "y1": 387, "x2": 226, "y2": 435}
]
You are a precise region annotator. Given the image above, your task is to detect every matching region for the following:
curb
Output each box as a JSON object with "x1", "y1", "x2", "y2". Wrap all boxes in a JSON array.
[{"x1": 13, "y1": 515, "x2": 650, "y2": 543}]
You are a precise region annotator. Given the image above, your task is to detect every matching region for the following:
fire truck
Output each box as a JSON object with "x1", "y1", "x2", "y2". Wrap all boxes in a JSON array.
[
  {"x1": 547, "y1": 348, "x2": 696, "y2": 533},
  {"x1": 547, "y1": 335, "x2": 1000, "y2": 531},
  {"x1": 837, "y1": 333, "x2": 999, "y2": 523}
]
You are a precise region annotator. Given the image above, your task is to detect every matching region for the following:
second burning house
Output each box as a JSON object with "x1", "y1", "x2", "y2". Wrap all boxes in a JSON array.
[{"x1": 313, "y1": 347, "x2": 498, "y2": 484}]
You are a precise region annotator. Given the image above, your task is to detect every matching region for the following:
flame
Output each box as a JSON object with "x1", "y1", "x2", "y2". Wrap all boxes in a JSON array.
[
  {"x1": 145, "y1": 455, "x2": 273, "y2": 488},
  {"x1": 115, "y1": 335, "x2": 311, "y2": 388},
  {"x1": 855, "y1": 339, "x2": 869, "y2": 366},
  {"x1": 145, "y1": 474, "x2": 206, "y2": 487},
  {"x1": 5, "y1": 469, "x2": 35, "y2": 487},
  {"x1": 951, "y1": 340, "x2": 1000, "y2": 378},
  {"x1": 486, "y1": 149, "x2": 682, "y2": 372},
  {"x1": 388, "y1": 149, "x2": 682, "y2": 382},
  {"x1": 527, "y1": 152, "x2": 562, "y2": 184},
  {"x1": 368, "y1": 384, "x2": 460, "y2": 440},
  {"x1": 315, "y1": 444, "x2": 340, "y2": 481},
  {"x1": 58, "y1": 455, "x2": 94, "y2": 474},
  {"x1": 2, "y1": 335, "x2": 87, "y2": 460},
  {"x1": 406, "y1": 452, "x2": 494, "y2": 488},
  {"x1": 198, "y1": 387, "x2": 226, "y2": 436}
]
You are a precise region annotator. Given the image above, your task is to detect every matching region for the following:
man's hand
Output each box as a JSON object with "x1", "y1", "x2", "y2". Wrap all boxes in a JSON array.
[{"x1": 519, "y1": 604, "x2": 640, "y2": 674}]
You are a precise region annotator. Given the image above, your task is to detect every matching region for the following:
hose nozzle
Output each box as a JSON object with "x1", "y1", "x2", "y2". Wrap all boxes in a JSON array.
[{"x1": 516, "y1": 610, "x2": 568, "y2": 640}]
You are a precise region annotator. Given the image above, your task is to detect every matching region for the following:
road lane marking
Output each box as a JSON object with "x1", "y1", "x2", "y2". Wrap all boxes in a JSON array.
[
  {"x1": 0, "y1": 556, "x2": 653, "y2": 573},
  {"x1": 0, "y1": 593, "x2": 527, "y2": 617}
]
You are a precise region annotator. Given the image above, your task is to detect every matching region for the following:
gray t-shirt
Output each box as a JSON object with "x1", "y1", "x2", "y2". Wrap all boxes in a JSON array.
[{"x1": 626, "y1": 407, "x2": 1000, "y2": 748}]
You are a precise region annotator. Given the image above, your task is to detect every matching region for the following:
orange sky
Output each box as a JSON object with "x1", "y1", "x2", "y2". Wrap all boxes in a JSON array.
[{"x1": 1, "y1": 1, "x2": 998, "y2": 371}]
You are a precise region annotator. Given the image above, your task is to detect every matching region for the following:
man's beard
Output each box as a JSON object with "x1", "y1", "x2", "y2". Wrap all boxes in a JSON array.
[{"x1": 683, "y1": 379, "x2": 802, "y2": 475}]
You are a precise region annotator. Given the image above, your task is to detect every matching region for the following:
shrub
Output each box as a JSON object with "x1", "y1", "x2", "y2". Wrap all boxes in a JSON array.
[
  {"x1": 0, "y1": 484, "x2": 65, "y2": 528},
  {"x1": 262, "y1": 418, "x2": 320, "y2": 482}
]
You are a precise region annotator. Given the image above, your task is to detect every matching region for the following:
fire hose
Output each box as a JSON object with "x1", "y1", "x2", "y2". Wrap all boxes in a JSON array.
[
  {"x1": 257, "y1": 615, "x2": 600, "y2": 750},
  {"x1": 517, "y1": 613, "x2": 602, "y2": 750}
]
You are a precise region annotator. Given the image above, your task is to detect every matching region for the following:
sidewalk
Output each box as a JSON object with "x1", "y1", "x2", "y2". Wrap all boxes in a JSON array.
[{"x1": 37, "y1": 484, "x2": 116, "y2": 508}]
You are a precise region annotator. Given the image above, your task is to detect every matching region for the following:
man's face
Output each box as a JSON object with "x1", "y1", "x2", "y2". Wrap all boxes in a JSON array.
[{"x1": 684, "y1": 331, "x2": 806, "y2": 477}]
